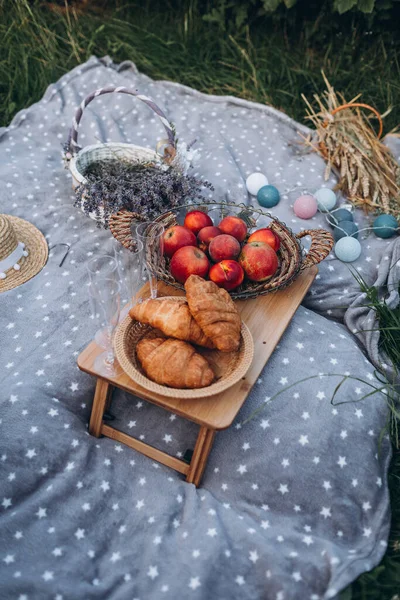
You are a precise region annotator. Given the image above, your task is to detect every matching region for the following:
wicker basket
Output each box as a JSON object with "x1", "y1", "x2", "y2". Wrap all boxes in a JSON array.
[
  {"x1": 64, "y1": 85, "x2": 180, "y2": 225},
  {"x1": 114, "y1": 302, "x2": 254, "y2": 399},
  {"x1": 110, "y1": 201, "x2": 334, "y2": 300}
]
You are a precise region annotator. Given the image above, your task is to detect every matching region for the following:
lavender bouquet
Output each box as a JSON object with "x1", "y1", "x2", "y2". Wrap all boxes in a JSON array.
[{"x1": 74, "y1": 159, "x2": 213, "y2": 228}]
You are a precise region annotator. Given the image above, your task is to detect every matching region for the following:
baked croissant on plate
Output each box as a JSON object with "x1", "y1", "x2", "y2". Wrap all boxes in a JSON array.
[
  {"x1": 136, "y1": 336, "x2": 215, "y2": 389},
  {"x1": 185, "y1": 275, "x2": 241, "y2": 352},
  {"x1": 129, "y1": 298, "x2": 214, "y2": 348}
]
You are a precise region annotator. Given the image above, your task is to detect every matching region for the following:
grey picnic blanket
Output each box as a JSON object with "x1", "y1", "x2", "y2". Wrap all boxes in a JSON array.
[{"x1": 1, "y1": 56, "x2": 399, "y2": 600}]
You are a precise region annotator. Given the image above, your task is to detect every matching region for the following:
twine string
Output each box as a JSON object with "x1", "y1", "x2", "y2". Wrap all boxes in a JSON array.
[
  {"x1": 323, "y1": 213, "x2": 399, "y2": 239},
  {"x1": 279, "y1": 189, "x2": 399, "y2": 239}
]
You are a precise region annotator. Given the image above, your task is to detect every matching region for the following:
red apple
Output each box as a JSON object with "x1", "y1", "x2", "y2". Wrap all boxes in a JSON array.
[
  {"x1": 239, "y1": 241, "x2": 278, "y2": 282},
  {"x1": 163, "y1": 225, "x2": 197, "y2": 258},
  {"x1": 184, "y1": 210, "x2": 213, "y2": 235},
  {"x1": 209, "y1": 234, "x2": 241, "y2": 262},
  {"x1": 170, "y1": 246, "x2": 210, "y2": 284},
  {"x1": 209, "y1": 260, "x2": 244, "y2": 291},
  {"x1": 248, "y1": 228, "x2": 280, "y2": 251},
  {"x1": 197, "y1": 226, "x2": 222, "y2": 252},
  {"x1": 218, "y1": 216, "x2": 247, "y2": 242}
]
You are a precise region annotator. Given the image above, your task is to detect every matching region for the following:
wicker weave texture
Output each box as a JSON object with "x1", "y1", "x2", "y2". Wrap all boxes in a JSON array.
[
  {"x1": 69, "y1": 143, "x2": 158, "y2": 224},
  {"x1": 297, "y1": 229, "x2": 335, "y2": 270},
  {"x1": 113, "y1": 302, "x2": 254, "y2": 399},
  {"x1": 66, "y1": 86, "x2": 179, "y2": 225},
  {"x1": 66, "y1": 86, "x2": 177, "y2": 157},
  {"x1": 0, "y1": 214, "x2": 18, "y2": 260},
  {"x1": 109, "y1": 209, "x2": 147, "y2": 251},
  {"x1": 0, "y1": 215, "x2": 48, "y2": 293},
  {"x1": 70, "y1": 143, "x2": 158, "y2": 189}
]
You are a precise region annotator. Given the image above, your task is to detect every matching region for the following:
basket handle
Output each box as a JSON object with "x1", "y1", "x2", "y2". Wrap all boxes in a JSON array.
[
  {"x1": 296, "y1": 229, "x2": 334, "y2": 270},
  {"x1": 65, "y1": 85, "x2": 177, "y2": 158}
]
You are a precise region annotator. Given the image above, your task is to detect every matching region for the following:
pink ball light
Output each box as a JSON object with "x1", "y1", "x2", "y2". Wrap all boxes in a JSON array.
[{"x1": 293, "y1": 194, "x2": 318, "y2": 220}]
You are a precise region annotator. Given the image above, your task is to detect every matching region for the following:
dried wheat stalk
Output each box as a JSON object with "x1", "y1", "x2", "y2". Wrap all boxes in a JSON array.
[{"x1": 301, "y1": 73, "x2": 400, "y2": 219}]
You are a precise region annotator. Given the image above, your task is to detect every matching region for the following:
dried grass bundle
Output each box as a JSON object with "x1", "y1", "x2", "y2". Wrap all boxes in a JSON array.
[{"x1": 301, "y1": 73, "x2": 400, "y2": 218}]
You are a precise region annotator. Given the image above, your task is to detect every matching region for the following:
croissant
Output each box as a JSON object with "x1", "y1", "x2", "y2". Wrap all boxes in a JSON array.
[
  {"x1": 185, "y1": 275, "x2": 241, "y2": 352},
  {"x1": 136, "y1": 336, "x2": 214, "y2": 389},
  {"x1": 129, "y1": 298, "x2": 214, "y2": 348}
]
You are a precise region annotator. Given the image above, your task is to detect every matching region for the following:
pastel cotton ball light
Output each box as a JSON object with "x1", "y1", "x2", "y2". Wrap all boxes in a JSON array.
[
  {"x1": 372, "y1": 214, "x2": 398, "y2": 239},
  {"x1": 293, "y1": 194, "x2": 318, "y2": 219},
  {"x1": 334, "y1": 237, "x2": 361, "y2": 262},
  {"x1": 246, "y1": 172, "x2": 269, "y2": 196},
  {"x1": 257, "y1": 185, "x2": 280, "y2": 208},
  {"x1": 333, "y1": 220, "x2": 359, "y2": 242},
  {"x1": 315, "y1": 188, "x2": 337, "y2": 212},
  {"x1": 327, "y1": 209, "x2": 353, "y2": 227}
]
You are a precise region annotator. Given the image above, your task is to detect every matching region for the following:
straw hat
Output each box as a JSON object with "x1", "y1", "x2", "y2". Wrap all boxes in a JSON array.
[{"x1": 0, "y1": 214, "x2": 48, "y2": 293}]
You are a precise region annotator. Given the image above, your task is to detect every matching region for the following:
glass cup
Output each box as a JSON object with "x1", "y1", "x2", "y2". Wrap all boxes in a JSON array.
[
  {"x1": 88, "y1": 277, "x2": 122, "y2": 378},
  {"x1": 133, "y1": 221, "x2": 165, "y2": 299},
  {"x1": 113, "y1": 239, "x2": 144, "y2": 319},
  {"x1": 87, "y1": 254, "x2": 118, "y2": 280},
  {"x1": 87, "y1": 254, "x2": 119, "y2": 349}
]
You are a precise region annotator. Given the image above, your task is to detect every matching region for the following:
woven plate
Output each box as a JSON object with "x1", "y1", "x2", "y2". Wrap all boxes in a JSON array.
[{"x1": 114, "y1": 298, "x2": 254, "y2": 399}]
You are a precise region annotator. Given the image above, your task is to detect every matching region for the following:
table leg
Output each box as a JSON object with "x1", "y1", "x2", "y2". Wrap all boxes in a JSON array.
[
  {"x1": 89, "y1": 378, "x2": 113, "y2": 437},
  {"x1": 186, "y1": 426, "x2": 216, "y2": 487},
  {"x1": 105, "y1": 385, "x2": 114, "y2": 412}
]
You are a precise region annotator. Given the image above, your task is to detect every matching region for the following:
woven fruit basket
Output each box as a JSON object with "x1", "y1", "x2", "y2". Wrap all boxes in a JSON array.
[
  {"x1": 63, "y1": 85, "x2": 182, "y2": 226},
  {"x1": 110, "y1": 200, "x2": 334, "y2": 300}
]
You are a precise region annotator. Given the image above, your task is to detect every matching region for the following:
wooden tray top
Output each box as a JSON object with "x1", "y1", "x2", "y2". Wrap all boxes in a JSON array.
[{"x1": 77, "y1": 266, "x2": 317, "y2": 430}]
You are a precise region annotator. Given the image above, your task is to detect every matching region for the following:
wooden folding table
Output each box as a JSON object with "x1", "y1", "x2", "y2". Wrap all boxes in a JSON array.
[{"x1": 77, "y1": 266, "x2": 317, "y2": 486}]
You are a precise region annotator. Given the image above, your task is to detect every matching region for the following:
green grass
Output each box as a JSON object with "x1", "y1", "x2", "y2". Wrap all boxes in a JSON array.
[
  {"x1": 1, "y1": 1, "x2": 400, "y2": 597},
  {"x1": 342, "y1": 450, "x2": 400, "y2": 600},
  {"x1": 1, "y1": 0, "x2": 399, "y2": 131}
]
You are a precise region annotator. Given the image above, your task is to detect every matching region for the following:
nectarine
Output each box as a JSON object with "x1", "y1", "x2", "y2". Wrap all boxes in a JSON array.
[
  {"x1": 209, "y1": 260, "x2": 244, "y2": 291},
  {"x1": 209, "y1": 234, "x2": 240, "y2": 262},
  {"x1": 197, "y1": 226, "x2": 222, "y2": 252},
  {"x1": 218, "y1": 216, "x2": 247, "y2": 242},
  {"x1": 184, "y1": 210, "x2": 213, "y2": 235},
  {"x1": 247, "y1": 228, "x2": 280, "y2": 251},
  {"x1": 170, "y1": 246, "x2": 210, "y2": 284},
  {"x1": 163, "y1": 225, "x2": 197, "y2": 258},
  {"x1": 239, "y1": 241, "x2": 278, "y2": 282}
]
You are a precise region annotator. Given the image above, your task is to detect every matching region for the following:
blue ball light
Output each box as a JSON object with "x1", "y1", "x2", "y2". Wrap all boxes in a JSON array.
[
  {"x1": 315, "y1": 188, "x2": 337, "y2": 212},
  {"x1": 327, "y1": 209, "x2": 354, "y2": 227},
  {"x1": 257, "y1": 185, "x2": 280, "y2": 208},
  {"x1": 333, "y1": 221, "x2": 359, "y2": 242},
  {"x1": 334, "y1": 237, "x2": 362, "y2": 262},
  {"x1": 372, "y1": 214, "x2": 398, "y2": 239}
]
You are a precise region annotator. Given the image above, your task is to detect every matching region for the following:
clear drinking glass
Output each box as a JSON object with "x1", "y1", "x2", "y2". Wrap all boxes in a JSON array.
[
  {"x1": 88, "y1": 281, "x2": 102, "y2": 324},
  {"x1": 133, "y1": 221, "x2": 165, "y2": 299},
  {"x1": 89, "y1": 278, "x2": 122, "y2": 378},
  {"x1": 87, "y1": 254, "x2": 118, "y2": 280},
  {"x1": 87, "y1": 255, "x2": 118, "y2": 349},
  {"x1": 113, "y1": 239, "x2": 144, "y2": 319}
]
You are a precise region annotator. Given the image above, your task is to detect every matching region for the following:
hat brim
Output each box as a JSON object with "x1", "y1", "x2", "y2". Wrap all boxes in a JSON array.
[{"x1": 0, "y1": 216, "x2": 48, "y2": 293}]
